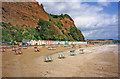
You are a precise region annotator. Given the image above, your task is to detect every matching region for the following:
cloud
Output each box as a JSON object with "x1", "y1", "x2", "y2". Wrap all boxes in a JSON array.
[
  {"x1": 83, "y1": 26, "x2": 118, "y2": 39},
  {"x1": 36, "y1": 1, "x2": 118, "y2": 39},
  {"x1": 98, "y1": 2, "x2": 110, "y2": 7}
]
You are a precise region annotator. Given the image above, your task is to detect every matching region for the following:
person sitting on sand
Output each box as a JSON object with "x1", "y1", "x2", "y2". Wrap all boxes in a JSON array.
[
  {"x1": 34, "y1": 46, "x2": 40, "y2": 52},
  {"x1": 1, "y1": 46, "x2": 6, "y2": 52},
  {"x1": 12, "y1": 47, "x2": 15, "y2": 51},
  {"x1": 19, "y1": 43, "x2": 22, "y2": 47},
  {"x1": 11, "y1": 43, "x2": 14, "y2": 48},
  {"x1": 12, "y1": 46, "x2": 17, "y2": 51},
  {"x1": 25, "y1": 43, "x2": 28, "y2": 47},
  {"x1": 16, "y1": 48, "x2": 23, "y2": 55}
]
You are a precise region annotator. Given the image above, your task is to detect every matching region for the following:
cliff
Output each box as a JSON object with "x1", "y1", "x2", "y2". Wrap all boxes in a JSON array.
[{"x1": 2, "y1": 2, "x2": 85, "y2": 42}]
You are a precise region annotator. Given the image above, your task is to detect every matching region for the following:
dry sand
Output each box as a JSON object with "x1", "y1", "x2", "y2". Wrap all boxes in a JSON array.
[{"x1": 2, "y1": 44, "x2": 118, "y2": 77}]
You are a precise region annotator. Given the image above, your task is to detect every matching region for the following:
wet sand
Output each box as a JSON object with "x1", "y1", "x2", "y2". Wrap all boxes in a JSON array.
[{"x1": 2, "y1": 44, "x2": 118, "y2": 77}]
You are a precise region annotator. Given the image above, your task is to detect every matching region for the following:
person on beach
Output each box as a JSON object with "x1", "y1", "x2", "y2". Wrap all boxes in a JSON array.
[
  {"x1": 25, "y1": 43, "x2": 28, "y2": 47},
  {"x1": 34, "y1": 43, "x2": 40, "y2": 52},
  {"x1": 11, "y1": 43, "x2": 14, "y2": 48},
  {"x1": 12, "y1": 47, "x2": 15, "y2": 51},
  {"x1": 12, "y1": 45, "x2": 17, "y2": 51},
  {"x1": 15, "y1": 48, "x2": 22, "y2": 55},
  {"x1": 1, "y1": 46, "x2": 6, "y2": 52},
  {"x1": 19, "y1": 43, "x2": 22, "y2": 47}
]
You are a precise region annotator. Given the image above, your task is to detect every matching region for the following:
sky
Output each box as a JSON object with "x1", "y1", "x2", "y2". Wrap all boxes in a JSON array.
[{"x1": 36, "y1": 0, "x2": 118, "y2": 40}]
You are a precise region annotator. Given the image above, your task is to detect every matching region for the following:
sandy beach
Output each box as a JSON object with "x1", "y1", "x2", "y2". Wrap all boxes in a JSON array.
[{"x1": 2, "y1": 44, "x2": 118, "y2": 77}]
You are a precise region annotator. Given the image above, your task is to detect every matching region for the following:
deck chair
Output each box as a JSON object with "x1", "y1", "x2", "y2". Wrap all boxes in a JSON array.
[
  {"x1": 64, "y1": 46, "x2": 67, "y2": 49},
  {"x1": 72, "y1": 51, "x2": 76, "y2": 55},
  {"x1": 68, "y1": 46, "x2": 71, "y2": 49},
  {"x1": 58, "y1": 53, "x2": 62, "y2": 59},
  {"x1": 80, "y1": 51, "x2": 84, "y2": 54},
  {"x1": 80, "y1": 49, "x2": 84, "y2": 54},
  {"x1": 73, "y1": 50, "x2": 75, "y2": 52},
  {"x1": 62, "y1": 53, "x2": 65, "y2": 58},
  {"x1": 70, "y1": 50, "x2": 76, "y2": 56},
  {"x1": 79, "y1": 45, "x2": 81, "y2": 48},
  {"x1": 48, "y1": 56, "x2": 52, "y2": 61},
  {"x1": 45, "y1": 56, "x2": 49, "y2": 62},
  {"x1": 19, "y1": 48, "x2": 22, "y2": 50},
  {"x1": 7, "y1": 46, "x2": 11, "y2": 48},
  {"x1": 23, "y1": 46, "x2": 27, "y2": 49}
]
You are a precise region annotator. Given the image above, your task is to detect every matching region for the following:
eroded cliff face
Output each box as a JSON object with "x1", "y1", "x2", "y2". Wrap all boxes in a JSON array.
[
  {"x1": 2, "y1": 2, "x2": 49, "y2": 28},
  {"x1": 2, "y1": 2, "x2": 85, "y2": 42}
]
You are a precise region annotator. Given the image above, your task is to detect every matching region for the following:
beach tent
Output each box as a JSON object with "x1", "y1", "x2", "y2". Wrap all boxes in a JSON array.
[
  {"x1": 44, "y1": 40, "x2": 47, "y2": 45},
  {"x1": 49, "y1": 41, "x2": 53, "y2": 45},
  {"x1": 54, "y1": 41, "x2": 59, "y2": 45},
  {"x1": 46, "y1": 40, "x2": 51, "y2": 45},
  {"x1": 50, "y1": 41, "x2": 54, "y2": 45},
  {"x1": 47, "y1": 41, "x2": 49, "y2": 45},
  {"x1": 26, "y1": 40, "x2": 31, "y2": 46},
  {"x1": 48, "y1": 40, "x2": 54, "y2": 45},
  {"x1": 38, "y1": 40, "x2": 42, "y2": 45},
  {"x1": 54, "y1": 41, "x2": 56, "y2": 45},
  {"x1": 65, "y1": 41, "x2": 69, "y2": 45},
  {"x1": 34, "y1": 40, "x2": 36, "y2": 45},
  {"x1": 77, "y1": 42, "x2": 87, "y2": 44},
  {"x1": 35, "y1": 41, "x2": 39, "y2": 45},
  {"x1": 44, "y1": 40, "x2": 50, "y2": 45},
  {"x1": 47, "y1": 40, "x2": 49, "y2": 45},
  {"x1": 41, "y1": 41, "x2": 45, "y2": 45},
  {"x1": 22, "y1": 40, "x2": 30, "y2": 45},
  {"x1": 73, "y1": 42, "x2": 75, "y2": 44},
  {"x1": 73, "y1": 41, "x2": 77, "y2": 45},
  {"x1": 60, "y1": 41, "x2": 64, "y2": 45},
  {"x1": 69, "y1": 41, "x2": 72, "y2": 45},
  {"x1": 76, "y1": 41, "x2": 79, "y2": 44},
  {"x1": 31, "y1": 40, "x2": 34, "y2": 45},
  {"x1": 63, "y1": 41, "x2": 65, "y2": 45},
  {"x1": 74, "y1": 42, "x2": 77, "y2": 44},
  {"x1": 40, "y1": 40, "x2": 45, "y2": 45}
]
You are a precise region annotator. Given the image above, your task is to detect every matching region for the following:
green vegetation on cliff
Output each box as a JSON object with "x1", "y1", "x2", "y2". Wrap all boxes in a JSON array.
[{"x1": 2, "y1": 17, "x2": 84, "y2": 42}]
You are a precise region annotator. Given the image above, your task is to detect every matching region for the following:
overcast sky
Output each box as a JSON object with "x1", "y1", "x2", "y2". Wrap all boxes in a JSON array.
[{"x1": 36, "y1": 0, "x2": 118, "y2": 40}]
